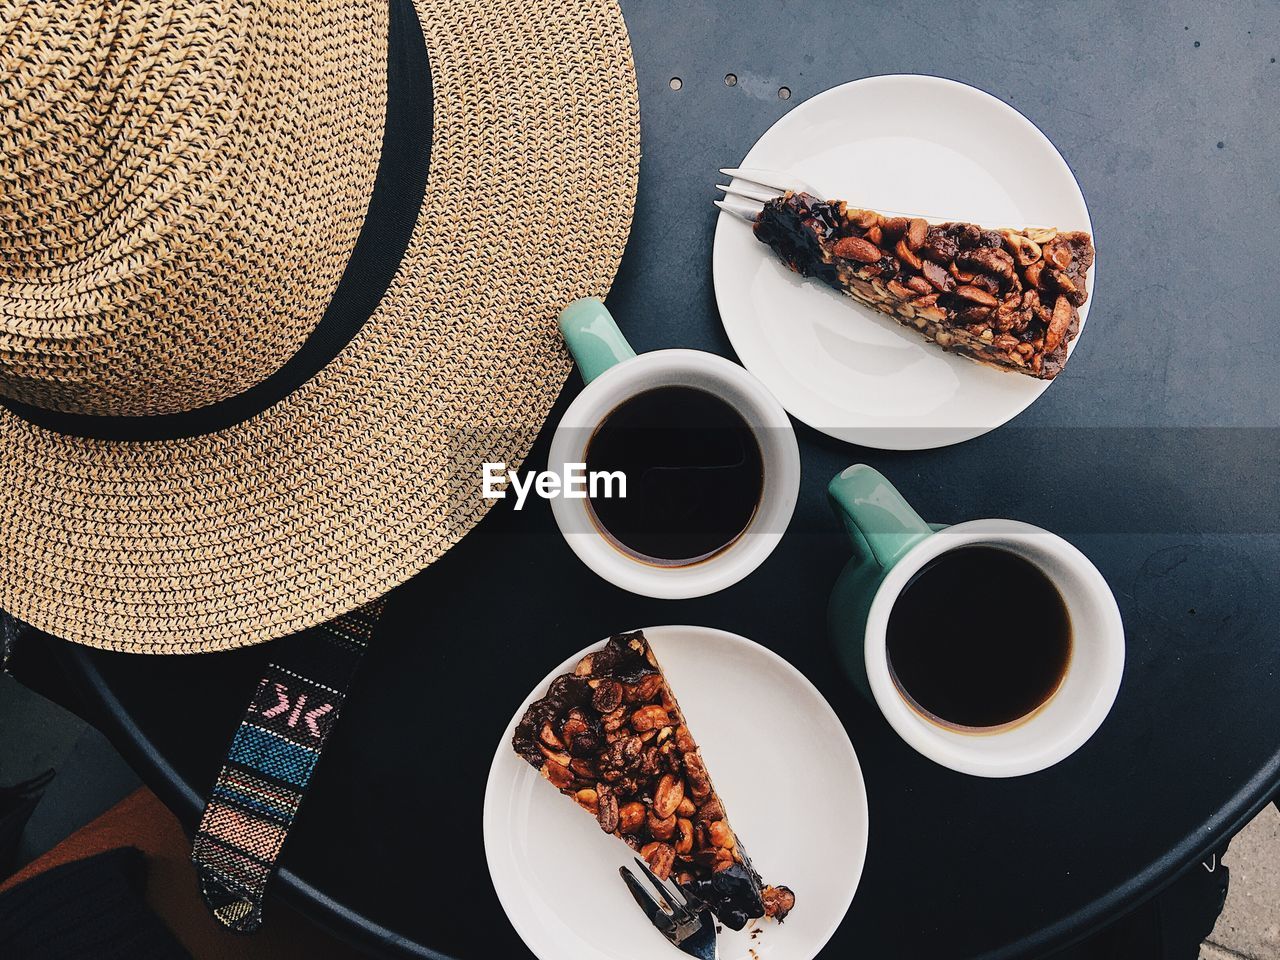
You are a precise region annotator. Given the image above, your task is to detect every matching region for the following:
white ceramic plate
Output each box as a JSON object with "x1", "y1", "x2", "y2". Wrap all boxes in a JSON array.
[
  {"x1": 713, "y1": 74, "x2": 1095, "y2": 450},
  {"x1": 484, "y1": 625, "x2": 867, "y2": 960}
]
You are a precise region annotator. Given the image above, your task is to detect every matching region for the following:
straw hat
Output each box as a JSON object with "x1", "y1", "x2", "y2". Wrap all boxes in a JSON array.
[{"x1": 0, "y1": 0, "x2": 639, "y2": 652}]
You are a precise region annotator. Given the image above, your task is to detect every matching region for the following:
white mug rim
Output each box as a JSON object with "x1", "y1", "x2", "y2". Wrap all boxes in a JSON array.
[
  {"x1": 548, "y1": 349, "x2": 800, "y2": 599},
  {"x1": 863, "y1": 519, "x2": 1125, "y2": 778}
]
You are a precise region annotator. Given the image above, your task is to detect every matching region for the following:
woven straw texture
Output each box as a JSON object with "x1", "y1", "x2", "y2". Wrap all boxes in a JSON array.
[{"x1": 0, "y1": 0, "x2": 640, "y2": 651}]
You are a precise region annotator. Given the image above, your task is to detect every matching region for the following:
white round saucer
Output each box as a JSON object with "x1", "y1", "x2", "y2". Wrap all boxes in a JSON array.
[
  {"x1": 713, "y1": 74, "x2": 1095, "y2": 450},
  {"x1": 484, "y1": 625, "x2": 868, "y2": 960}
]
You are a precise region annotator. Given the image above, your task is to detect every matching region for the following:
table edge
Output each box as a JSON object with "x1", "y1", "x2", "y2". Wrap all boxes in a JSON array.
[{"x1": 56, "y1": 642, "x2": 1280, "y2": 960}]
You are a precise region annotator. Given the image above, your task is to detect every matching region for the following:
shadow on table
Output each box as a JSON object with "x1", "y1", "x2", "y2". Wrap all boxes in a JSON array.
[{"x1": 1048, "y1": 837, "x2": 1238, "y2": 960}]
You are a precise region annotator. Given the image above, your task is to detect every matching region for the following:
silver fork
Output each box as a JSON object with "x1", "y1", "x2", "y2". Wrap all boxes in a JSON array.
[
  {"x1": 619, "y1": 858, "x2": 718, "y2": 960},
  {"x1": 714, "y1": 166, "x2": 1048, "y2": 230},
  {"x1": 714, "y1": 166, "x2": 820, "y2": 223}
]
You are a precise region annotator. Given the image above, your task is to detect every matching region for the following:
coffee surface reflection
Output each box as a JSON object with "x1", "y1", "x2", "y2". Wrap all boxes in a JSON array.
[
  {"x1": 585, "y1": 386, "x2": 763, "y2": 566},
  {"x1": 886, "y1": 546, "x2": 1072, "y2": 730}
]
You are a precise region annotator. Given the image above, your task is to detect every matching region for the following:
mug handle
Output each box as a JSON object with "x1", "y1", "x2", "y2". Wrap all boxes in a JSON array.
[
  {"x1": 828, "y1": 464, "x2": 934, "y2": 571},
  {"x1": 558, "y1": 297, "x2": 637, "y2": 384}
]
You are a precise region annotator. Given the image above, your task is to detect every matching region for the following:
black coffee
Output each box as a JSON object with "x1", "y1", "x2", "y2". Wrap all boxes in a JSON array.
[
  {"x1": 584, "y1": 386, "x2": 763, "y2": 566},
  {"x1": 886, "y1": 546, "x2": 1072, "y2": 730}
]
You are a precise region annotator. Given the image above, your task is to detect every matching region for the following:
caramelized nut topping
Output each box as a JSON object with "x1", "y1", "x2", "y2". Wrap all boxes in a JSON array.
[
  {"x1": 906, "y1": 217, "x2": 928, "y2": 250},
  {"x1": 762, "y1": 885, "x2": 796, "y2": 922},
  {"x1": 751, "y1": 193, "x2": 1092, "y2": 379},
  {"x1": 1045, "y1": 294, "x2": 1077, "y2": 354},
  {"x1": 675, "y1": 817, "x2": 694, "y2": 854},
  {"x1": 684, "y1": 752, "x2": 712, "y2": 799},
  {"x1": 697, "y1": 797, "x2": 724, "y2": 823},
  {"x1": 569, "y1": 757, "x2": 597, "y2": 780},
  {"x1": 708, "y1": 820, "x2": 735, "y2": 849},
  {"x1": 833, "y1": 235, "x2": 881, "y2": 263},
  {"x1": 1043, "y1": 237, "x2": 1073, "y2": 270},
  {"x1": 895, "y1": 237, "x2": 923, "y2": 272},
  {"x1": 921, "y1": 259, "x2": 955, "y2": 293},
  {"x1": 849, "y1": 208, "x2": 879, "y2": 230},
  {"x1": 538, "y1": 743, "x2": 571, "y2": 766},
  {"x1": 641, "y1": 841, "x2": 676, "y2": 881},
  {"x1": 674, "y1": 725, "x2": 696, "y2": 753},
  {"x1": 542, "y1": 762, "x2": 574, "y2": 790},
  {"x1": 511, "y1": 632, "x2": 791, "y2": 931},
  {"x1": 881, "y1": 216, "x2": 909, "y2": 237},
  {"x1": 601, "y1": 705, "x2": 628, "y2": 732},
  {"x1": 591, "y1": 679, "x2": 623, "y2": 713},
  {"x1": 628, "y1": 674, "x2": 664, "y2": 703},
  {"x1": 955, "y1": 285, "x2": 999, "y2": 307},
  {"x1": 903, "y1": 274, "x2": 931, "y2": 295},
  {"x1": 653, "y1": 773, "x2": 685, "y2": 819},
  {"x1": 631, "y1": 704, "x2": 669, "y2": 732},
  {"x1": 886, "y1": 278, "x2": 915, "y2": 301},
  {"x1": 648, "y1": 810, "x2": 677, "y2": 840},
  {"x1": 619, "y1": 801, "x2": 646, "y2": 834},
  {"x1": 596, "y1": 786, "x2": 619, "y2": 834}
]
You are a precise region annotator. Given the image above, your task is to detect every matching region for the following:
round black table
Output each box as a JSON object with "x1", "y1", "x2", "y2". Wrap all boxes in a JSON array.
[{"x1": 49, "y1": 2, "x2": 1280, "y2": 958}]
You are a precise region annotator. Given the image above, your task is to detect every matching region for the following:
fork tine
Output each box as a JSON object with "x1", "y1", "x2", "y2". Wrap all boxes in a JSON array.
[
  {"x1": 719, "y1": 166, "x2": 792, "y2": 191},
  {"x1": 619, "y1": 866, "x2": 677, "y2": 932},
  {"x1": 721, "y1": 166, "x2": 820, "y2": 197},
  {"x1": 719, "y1": 165, "x2": 1053, "y2": 229},
  {"x1": 632, "y1": 857, "x2": 693, "y2": 917},
  {"x1": 713, "y1": 197, "x2": 760, "y2": 223},
  {"x1": 717, "y1": 182, "x2": 780, "y2": 204}
]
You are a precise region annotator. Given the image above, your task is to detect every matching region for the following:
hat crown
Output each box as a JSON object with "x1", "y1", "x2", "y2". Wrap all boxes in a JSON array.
[
  {"x1": 0, "y1": 0, "x2": 642, "y2": 651},
  {"x1": 0, "y1": 0, "x2": 384, "y2": 417}
]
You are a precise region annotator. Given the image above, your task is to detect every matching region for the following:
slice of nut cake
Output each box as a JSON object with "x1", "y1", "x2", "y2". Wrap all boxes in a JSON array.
[
  {"x1": 513, "y1": 631, "x2": 794, "y2": 930},
  {"x1": 753, "y1": 192, "x2": 1093, "y2": 379}
]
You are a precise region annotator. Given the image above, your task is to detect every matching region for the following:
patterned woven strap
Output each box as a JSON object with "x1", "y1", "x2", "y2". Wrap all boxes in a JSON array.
[{"x1": 192, "y1": 600, "x2": 384, "y2": 932}]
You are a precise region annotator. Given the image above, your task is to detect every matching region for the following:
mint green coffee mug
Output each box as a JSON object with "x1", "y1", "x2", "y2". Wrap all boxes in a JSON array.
[
  {"x1": 828, "y1": 464, "x2": 1125, "y2": 778},
  {"x1": 548, "y1": 298, "x2": 800, "y2": 599}
]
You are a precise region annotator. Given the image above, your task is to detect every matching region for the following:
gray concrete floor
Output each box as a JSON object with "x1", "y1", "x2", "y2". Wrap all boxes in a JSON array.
[
  {"x1": 1201, "y1": 804, "x2": 1280, "y2": 960},
  {"x1": 2, "y1": 670, "x2": 1276, "y2": 956}
]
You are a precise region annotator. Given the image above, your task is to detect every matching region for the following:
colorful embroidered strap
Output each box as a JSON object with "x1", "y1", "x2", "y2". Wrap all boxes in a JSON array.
[{"x1": 192, "y1": 600, "x2": 384, "y2": 932}]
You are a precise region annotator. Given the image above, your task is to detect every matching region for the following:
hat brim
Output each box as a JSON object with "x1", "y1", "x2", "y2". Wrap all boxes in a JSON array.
[{"x1": 0, "y1": 0, "x2": 639, "y2": 652}]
